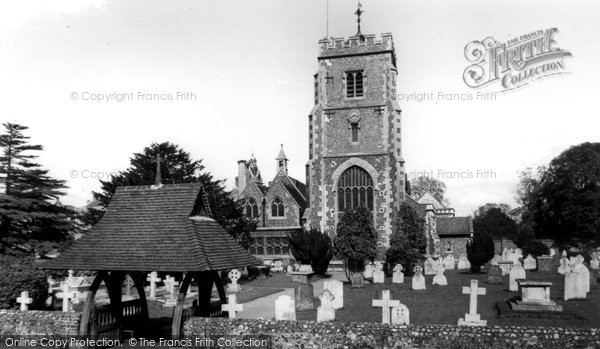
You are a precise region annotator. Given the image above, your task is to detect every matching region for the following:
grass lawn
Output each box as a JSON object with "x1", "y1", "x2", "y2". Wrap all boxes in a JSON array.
[{"x1": 296, "y1": 269, "x2": 600, "y2": 328}]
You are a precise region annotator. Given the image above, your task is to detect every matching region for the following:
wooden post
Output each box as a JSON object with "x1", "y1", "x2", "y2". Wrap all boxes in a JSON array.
[
  {"x1": 172, "y1": 272, "x2": 194, "y2": 338},
  {"x1": 107, "y1": 271, "x2": 124, "y2": 338},
  {"x1": 196, "y1": 271, "x2": 214, "y2": 315},
  {"x1": 213, "y1": 271, "x2": 227, "y2": 305},
  {"x1": 130, "y1": 272, "x2": 149, "y2": 319},
  {"x1": 79, "y1": 271, "x2": 109, "y2": 335}
]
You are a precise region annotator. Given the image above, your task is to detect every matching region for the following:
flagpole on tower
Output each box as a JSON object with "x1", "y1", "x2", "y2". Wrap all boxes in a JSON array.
[{"x1": 326, "y1": 0, "x2": 329, "y2": 38}]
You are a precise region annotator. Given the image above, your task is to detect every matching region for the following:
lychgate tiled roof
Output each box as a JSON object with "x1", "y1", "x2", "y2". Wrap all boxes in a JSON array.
[{"x1": 44, "y1": 183, "x2": 259, "y2": 272}]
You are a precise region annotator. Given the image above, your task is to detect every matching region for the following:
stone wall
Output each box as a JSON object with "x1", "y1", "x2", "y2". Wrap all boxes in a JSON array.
[
  {"x1": 0, "y1": 310, "x2": 81, "y2": 335},
  {"x1": 184, "y1": 318, "x2": 600, "y2": 349}
]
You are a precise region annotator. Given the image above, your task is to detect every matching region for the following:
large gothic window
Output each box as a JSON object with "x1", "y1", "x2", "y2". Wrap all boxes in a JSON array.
[
  {"x1": 244, "y1": 198, "x2": 259, "y2": 218},
  {"x1": 337, "y1": 166, "x2": 374, "y2": 213},
  {"x1": 271, "y1": 197, "x2": 285, "y2": 217}
]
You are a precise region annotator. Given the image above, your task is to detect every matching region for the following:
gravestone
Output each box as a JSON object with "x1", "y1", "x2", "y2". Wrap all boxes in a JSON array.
[
  {"x1": 537, "y1": 255, "x2": 554, "y2": 272},
  {"x1": 523, "y1": 255, "x2": 537, "y2": 270},
  {"x1": 513, "y1": 248, "x2": 524, "y2": 264},
  {"x1": 502, "y1": 248, "x2": 514, "y2": 263},
  {"x1": 486, "y1": 264, "x2": 503, "y2": 284},
  {"x1": 391, "y1": 303, "x2": 410, "y2": 325},
  {"x1": 432, "y1": 265, "x2": 447, "y2": 286},
  {"x1": 549, "y1": 248, "x2": 556, "y2": 257},
  {"x1": 372, "y1": 261, "x2": 385, "y2": 284},
  {"x1": 509, "y1": 263, "x2": 526, "y2": 291},
  {"x1": 56, "y1": 283, "x2": 76, "y2": 312},
  {"x1": 294, "y1": 282, "x2": 314, "y2": 311},
  {"x1": 392, "y1": 264, "x2": 404, "y2": 284},
  {"x1": 424, "y1": 257, "x2": 436, "y2": 275},
  {"x1": 575, "y1": 255, "x2": 590, "y2": 295},
  {"x1": 317, "y1": 289, "x2": 336, "y2": 322},
  {"x1": 491, "y1": 255, "x2": 502, "y2": 265},
  {"x1": 221, "y1": 294, "x2": 243, "y2": 319},
  {"x1": 163, "y1": 276, "x2": 179, "y2": 307},
  {"x1": 444, "y1": 255, "x2": 455, "y2": 270},
  {"x1": 412, "y1": 266, "x2": 426, "y2": 290},
  {"x1": 16, "y1": 291, "x2": 33, "y2": 311},
  {"x1": 123, "y1": 275, "x2": 135, "y2": 298},
  {"x1": 298, "y1": 264, "x2": 313, "y2": 273},
  {"x1": 364, "y1": 262, "x2": 375, "y2": 279},
  {"x1": 457, "y1": 256, "x2": 467, "y2": 270},
  {"x1": 509, "y1": 280, "x2": 562, "y2": 312},
  {"x1": 372, "y1": 290, "x2": 400, "y2": 324},
  {"x1": 286, "y1": 265, "x2": 294, "y2": 274},
  {"x1": 564, "y1": 267, "x2": 586, "y2": 301},
  {"x1": 275, "y1": 295, "x2": 296, "y2": 321},
  {"x1": 590, "y1": 252, "x2": 600, "y2": 270},
  {"x1": 146, "y1": 272, "x2": 161, "y2": 300},
  {"x1": 227, "y1": 269, "x2": 242, "y2": 293},
  {"x1": 558, "y1": 253, "x2": 570, "y2": 275},
  {"x1": 498, "y1": 261, "x2": 514, "y2": 276},
  {"x1": 458, "y1": 280, "x2": 486, "y2": 326},
  {"x1": 323, "y1": 279, "x2": 343, "y2": 310},
  {"x1": 272, "y1": 260, "x2": 284, "y2": 272}
]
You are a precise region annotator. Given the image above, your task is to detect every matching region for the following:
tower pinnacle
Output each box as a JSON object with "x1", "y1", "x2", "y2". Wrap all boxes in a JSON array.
[{"x1": 354, "y1": 1, "x2": 365, "y2": 40}]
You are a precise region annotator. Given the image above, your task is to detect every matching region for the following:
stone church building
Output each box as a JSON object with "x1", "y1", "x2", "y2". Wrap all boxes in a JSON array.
[{"x1": 234, "y1": 30, "x2": 472, "y2": 262}]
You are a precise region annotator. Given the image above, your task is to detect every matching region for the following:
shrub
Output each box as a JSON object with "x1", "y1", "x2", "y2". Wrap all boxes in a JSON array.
[
  {"x1": 514, "y1": 224, "x2": 535, "y2": 248},
  {"x1": 334, "y1": 206, "x2": 378, "y2": 280},
  {"x1": 386, "y1": 203, "x2": 426, "y2": 276},
  {"x1": 0, "y1": 255, "x2": 48, "y2": 309},
  {"x1": 466, "y1": 232, "x2": 494, "y2": 273},
  {"x1": 288, "y1": 227, "x2": 333, "y2": 275},
  {"x1": 522, "y1": 240, "x2": 550, "y2": 258}
]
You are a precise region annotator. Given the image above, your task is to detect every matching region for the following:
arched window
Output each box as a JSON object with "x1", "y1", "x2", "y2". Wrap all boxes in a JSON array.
[
  {"x1": 346, "y1": 70, "x2": 364, "y2": 98},
  {"x1": 271, "y1": 197, "x2": 285, "y2": 217},
  {"x1": 244, "y1": 198, "x2": 259, "y2": 218},
  {"x1": 337, "y1": 165, "x2": 374, "y2": 213}
]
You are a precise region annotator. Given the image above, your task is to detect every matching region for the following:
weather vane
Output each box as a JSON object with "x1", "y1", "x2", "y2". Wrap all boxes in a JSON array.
[{"x1": 355, "y1": 1, "x2": 364, "y2": 39}]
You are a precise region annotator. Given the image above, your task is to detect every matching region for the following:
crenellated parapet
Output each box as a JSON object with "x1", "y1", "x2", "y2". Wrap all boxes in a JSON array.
[{"x1": 318, "y1": 33, "x2": 394, "y2": 58}]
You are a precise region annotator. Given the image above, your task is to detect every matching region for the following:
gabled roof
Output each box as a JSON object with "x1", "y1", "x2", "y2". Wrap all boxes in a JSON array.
[
  {"x1": 417, "y1": 191, "x2": 447, "y2": 210},
  {"x1": 44, "y1": 183, "x2": 259, "y2": 272},
  {"x1": 437, "y1": 216, "x2": 473, "y2": 237},
  {"x1": 268, "y1": 171, "x2": 307, "y2": 210},
  {"x1": 404, "y1": 195, "x2": 426, "y2": 218}
]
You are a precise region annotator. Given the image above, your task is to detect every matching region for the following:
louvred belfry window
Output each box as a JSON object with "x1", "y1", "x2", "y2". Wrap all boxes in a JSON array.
[
  {"x1": 346, "y1": 70, "x2": 364, "y2": 98},
  {"x1": 337, "y1": 166, "x2": 374, "y2": 213}
]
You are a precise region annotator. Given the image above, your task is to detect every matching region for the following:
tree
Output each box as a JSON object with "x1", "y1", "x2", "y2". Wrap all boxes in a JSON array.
[
  {"x1": 473, "y1": 207, "x2": 518, "y2": 240},
  {"x1": 288, "y1": 227, "x2": 333, "y2": 275},
  {"x1": 519, "y1": 143, "x2": 600, "y2": 244},
  {"x1": 466, "y1": 232, "x2": 494, "y2": 273},
  {"x1": 90, "y1": 142, "x2": 256, "y2": 249},
  {"x1": 334, "y1": 206, "x2": 378, "y2": 283},
  {"x1": 522, "y1": 240, "x2": 550, "y2": 258},
  {"x1": 386, "y1": 202, "x2": 426, "y2": 276},
  {"x1": 410, "y1": 176, "x2": 449, "y2": 205},
  {"x1": 0, "y1": 123, "x2": 75, "y2": 255}
]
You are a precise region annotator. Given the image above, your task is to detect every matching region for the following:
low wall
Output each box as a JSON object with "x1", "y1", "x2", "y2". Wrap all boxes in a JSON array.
[
  {"x1": 184, "y1": 318, "x2": 600, "y2": 348},
  {"x1": 0, "y1": 310, "x2": 81, "y2": 335}
]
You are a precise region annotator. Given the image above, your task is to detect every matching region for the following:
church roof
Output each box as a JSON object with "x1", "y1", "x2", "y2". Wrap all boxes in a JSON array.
[
  {"x1": 416, "y1": 192, "x2": 447, "y2": 210},
  {"x1": 44, "y1": 183, "x2": 259, "y2": 272},
  {"x1": 404, "y1": 195, "x2": 426, "y2": 218},
  {"x1": 437, "y1": 217, "x2": 473, "y2": 237},
  {"x1": 276, "y1": 146, "x2": 287, "y2": 160}
]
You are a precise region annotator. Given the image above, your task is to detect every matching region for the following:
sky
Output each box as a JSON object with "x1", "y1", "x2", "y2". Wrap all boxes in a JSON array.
[{"x1": 1, "y1": 0, "x2": 598, "y2": 216}]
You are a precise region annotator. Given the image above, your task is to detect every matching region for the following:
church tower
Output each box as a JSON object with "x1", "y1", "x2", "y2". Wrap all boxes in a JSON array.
[{"x1": 306, "y1": 22, "x2": 405, "y2": 247}]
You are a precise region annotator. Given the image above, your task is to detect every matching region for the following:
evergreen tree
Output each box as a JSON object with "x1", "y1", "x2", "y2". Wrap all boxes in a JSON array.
[
  {"x1": 0, "y1": 123, "x2": 74, "y2": 255},
  {"x1": 89, "y1": 142, "x2": 255, "y2": 248},
  {"x1": 466, "y1": 232, "x2": 494, "y2": 273},
  {"x1": 386, "y1": 202, "x2": 426, "y2": 276}
]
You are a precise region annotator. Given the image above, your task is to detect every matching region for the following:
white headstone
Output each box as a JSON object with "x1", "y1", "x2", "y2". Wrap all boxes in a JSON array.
[
  {"x1": 412, "y1": 266, "x2": 426, "y2": 290},
  {"x1": 372, "y1": 261, "x2": 385, "y2": 284},
  {"x1": 444, "y1": 255, "x2": 455, "y2": 270},
  {"x1": 164, "y1": 276, "x2": 179, "y2": 299},
  {"x1": 56, "y1": 283, "x2": 76, "y2": 312},
  {"x1": 227, "y1": 269, "x2": 241, "y2": 293},
  {"x1": 523, "y1": 254, "x2": 537, "y2": 270},
  {"x1": 549, "y1": 248, "x2": 556, "y2": 257},
  {"x1": 564, "y1": 261, "x2": 588, "y2": 301},
  {"x1": 457, "y1": 257, "x2": 467, "y2": 270},
  {"x1": 432, "y1": 264, "x2": 448, "y2": 286},
  {"x1": 391, "y1": 303, "x2": 410, "y2": 325},
  {"x1": 591, "y1": 252, "x2": 600, "y2": 270},
  {"x1": 513, "y1": 248, "x2": 524, "y2": 264},
  {"x1": 323, "y1": 279, "x2": 343, "y2": 309},
  {"x1": 275, "y1": 295, "x2": 296, "y2": 321},
  {"x1": 372, "y1": 290, "x2": 400, "y2": 324},
  {"x1": 364, "y1": 262, "x2": 375, "y2": 279},
  {"x1": 392, "y1": 264, "x2": 404, "y2": 284},
  {"x1": 575, "y1": 255, "x2": 590, "y2": 294},
  {"x1": 286, "y1": 265, "x2": 294, "y2": 274},
  {"x1": 424, "y1": 257, "x2": 436, "y2": 275},
  {"x1": 16, "y1": 291, "x2": 33, "y2": 311},
  {"x1": 558, "y1": 255, "x2": 570, "y2": 275},
  {"x1": 146, "y1": 272, "x2": 161, "y2": 300},
  {"x1": 458, "y1": 280, "x2": 487, "y2": 326},
  {"x1": 123, "y1": 275, "x2": 135, "y2": 298},
  {"x1": 509, "y1": 263, "x2": 526, "y2": 291},
  {"x1": 221, "y1": 294, "x2": 243, "y2": 319},
  {"x1": 272, "y1": 260, "x2": 284, "y2": 272},
  {"x1": 317, "y1": 289, "x2": 336, "y2": 322}
]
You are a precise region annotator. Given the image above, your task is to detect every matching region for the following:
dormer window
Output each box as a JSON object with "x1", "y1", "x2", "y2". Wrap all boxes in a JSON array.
[{"x1": 346, "y1": 70, "x2": 364, "y2": 98}]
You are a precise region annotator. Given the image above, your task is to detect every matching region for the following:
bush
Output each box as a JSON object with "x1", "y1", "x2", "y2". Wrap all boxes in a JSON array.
[
  {"x1": 466, "y1": 232, "x2": 494, "y2": 273},
  {"x1": 334, "y1": 206, "x2": 378, "y2": 276},
  {"x1": 522, "y1": 240, "x2": 550, "y2": 258},
  {"x1": 0, "y1": 255, "x2": 48, "y2": 309},
  {"x1": 514, "y1": 224, "x2": 535, "y2": 248},
  {"x1": 288, "y1": 227, "x2": 333, "y2": 275},
  {"x1": 386, "y1": 203, "x2": 426, "y2": 276}
]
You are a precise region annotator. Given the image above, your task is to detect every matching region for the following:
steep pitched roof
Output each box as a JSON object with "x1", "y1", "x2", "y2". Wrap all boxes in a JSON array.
[
  {"x1": 404, "y1": 195, "x2": 426, "y2": 218},
  {"x1": 417, "y1": 191, "x2": 447, "y2": 210},
  {"x1": 44, "y1": 183, "x2": 259, "y2": 272},
  {"x1": 437, "y1": 216, "x2": 473, "y2": 237}
]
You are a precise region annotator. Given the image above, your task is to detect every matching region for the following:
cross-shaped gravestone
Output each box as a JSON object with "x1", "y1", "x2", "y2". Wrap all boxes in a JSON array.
[
  {"x1": 458, "y1": 279, "x2": 487, "y2": 326},
  {"x1": 16, "y1": 291, "x2": 33, "y2": 311},
  {"x1": 317, "y1": 289, "x2": 336, "y2": 322},
  {"x1": 221, "y1": 294, "x2": 243, "y2": 319},
  {"x1": 123, "y1": 275, "x2": 135, "y2": 298},
  {"x1": 164, "y1": 276, "x2": 179, "y2": 299},
  {"x1": 146, "y1": 272, "x2": 161, "y2": 300},
  {"x1": 372, "y1": 290, "x2": 400, "y2": 324},
  {"x1": 47, "y1": 276, "x2": 57, "y2": 295},
  {"x1": 227, "y1": 269, "x2": 241, "y2": 293},
  {"x1": 56, "y1": 283, "x2": 76, "y2": 312}
]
